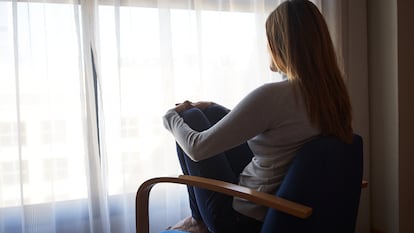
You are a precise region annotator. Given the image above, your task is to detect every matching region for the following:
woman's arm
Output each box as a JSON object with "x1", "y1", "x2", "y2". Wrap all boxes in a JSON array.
[{"x1": 163, "y1": 82, "x2": 287, "y2": 161}]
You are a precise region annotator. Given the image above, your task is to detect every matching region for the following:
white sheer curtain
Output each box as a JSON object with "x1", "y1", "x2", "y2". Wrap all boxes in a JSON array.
[
  {"x1": 0, "y1": 0, "x2": 280, "y2": 232},
  {"x1": 0, "y1": 1, "x2": 338, "y2": 233},
  {"x1": 0, "y1": 0, "x2": 112, "y2": 233},
  {"x1": 97, "y1": 1, "x2": 282, "y2": 232}
]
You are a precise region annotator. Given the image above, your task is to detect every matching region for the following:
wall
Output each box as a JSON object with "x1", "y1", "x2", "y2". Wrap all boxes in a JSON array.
[
  {"x1": 397, "y1": 1, "x2": 414, "y2": 232},
  {"x1": 368, "y1": 0, "x2": 414, "y2": 232}
]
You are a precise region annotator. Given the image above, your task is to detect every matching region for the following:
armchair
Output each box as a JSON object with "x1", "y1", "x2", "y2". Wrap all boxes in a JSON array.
[{"x1": 136, "y1": 134, "x2": 367, "y2": 233}]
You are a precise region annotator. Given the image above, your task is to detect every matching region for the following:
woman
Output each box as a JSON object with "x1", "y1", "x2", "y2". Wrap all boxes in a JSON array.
[{"x1": 162, "y1": 0, "x2": 353, "y2": 232}]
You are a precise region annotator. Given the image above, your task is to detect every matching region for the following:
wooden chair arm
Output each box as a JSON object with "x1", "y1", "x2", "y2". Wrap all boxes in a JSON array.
[
  {"x1": 178, "y1": 175, "x2": 312, "y2": 217},
  {"x1": 361, "y1": 180, "x2": 369, "y2": 188},
  {"x1": 135, "y1": 175, "x2": 312, "y2": 233}
]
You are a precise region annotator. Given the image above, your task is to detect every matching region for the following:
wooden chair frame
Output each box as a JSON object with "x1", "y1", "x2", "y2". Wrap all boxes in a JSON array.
[{"x1": 135, "y1": 175, "x2": 368, "y2": 233}]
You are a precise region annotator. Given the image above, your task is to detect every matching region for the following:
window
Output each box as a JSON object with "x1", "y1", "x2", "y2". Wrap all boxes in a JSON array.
[
  {"x1": 99, "y1": 4, "x2": 281, "y2": 197},
  {"x1": 0, "y1": 1, "x2": 281, "y2": 232},
  {"x1": 121, "y1": 117, "x2": 139, "y2": 138},
  {"x1": 0, "y1": 1, "x2": 88, "y2": 207},
  {"x1": 0, "y1": 122, "x2": 26, "y2": 146},
  {"x1": 1, "y1": 0, "x2": 281, "y2": 203},
  {"x1": 43, "y1": 158, "x2": 69, "y2": 181},
  {"x1": 41, "y1": 120, "x2": 67, "y2": 144},
  {"x1": 0, "y1": 160, "x2": 28, "y2": 206},
  {"x1": 1, "y1": 160, "x2": 29, "y2": 185}
]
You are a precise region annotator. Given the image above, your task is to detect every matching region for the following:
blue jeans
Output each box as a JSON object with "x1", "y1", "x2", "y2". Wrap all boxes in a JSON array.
[{"x1": 176, "y1": 104, "x2": 263, "y2": 233}]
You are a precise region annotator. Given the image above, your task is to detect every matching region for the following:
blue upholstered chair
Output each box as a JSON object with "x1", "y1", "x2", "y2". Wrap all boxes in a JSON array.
[{"x1": 136, "y1": 134, "x2": 367, "y2": 233}]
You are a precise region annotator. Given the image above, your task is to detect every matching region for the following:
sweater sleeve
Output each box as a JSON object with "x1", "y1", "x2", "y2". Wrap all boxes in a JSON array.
[{"x1": 163, "y1": 82, "x2": 286, "y2": 161}]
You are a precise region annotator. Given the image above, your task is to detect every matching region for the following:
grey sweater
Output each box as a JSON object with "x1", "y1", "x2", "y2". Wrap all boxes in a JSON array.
[{"x1": 163, "y1": 80, "x2": 320, "y2": 220}]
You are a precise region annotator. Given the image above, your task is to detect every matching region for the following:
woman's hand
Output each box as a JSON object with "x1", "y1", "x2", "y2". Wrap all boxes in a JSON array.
[
  {"x1": 174, "y1": 101, "x2": 213, "y2": 113},
  {"x1": 175, "y1": 100, "x2": 193, "y2": 113}
]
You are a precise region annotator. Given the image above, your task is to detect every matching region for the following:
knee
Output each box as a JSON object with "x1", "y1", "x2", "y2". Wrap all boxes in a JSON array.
[
  {"x1": 180, "y1": 107, "x2": 204, "y2": 120},
  {"x1": 205, "y1": 103, "x2": 227, "y2": 113},
  {"x1": 180, "y1": 108, "x2": 211, "y2": 131},
  {"x1": 203, "y1": 104, "x2": 229, "y2": 125}
]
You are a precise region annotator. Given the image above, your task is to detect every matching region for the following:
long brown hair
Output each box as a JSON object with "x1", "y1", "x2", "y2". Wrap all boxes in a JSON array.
[{"x1": 266, "y1": 0, "x2": 353, "y2": 143}]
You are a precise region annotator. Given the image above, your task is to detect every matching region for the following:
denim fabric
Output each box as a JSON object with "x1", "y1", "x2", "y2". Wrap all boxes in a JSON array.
[{"x1": 176, "y1": 104, "x2": 262, "y2": 233}]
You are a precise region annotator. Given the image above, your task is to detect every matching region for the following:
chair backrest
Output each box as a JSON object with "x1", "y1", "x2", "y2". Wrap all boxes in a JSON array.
[{"x1": 260, "y1": 135, "x2": 363, "y2": 233}]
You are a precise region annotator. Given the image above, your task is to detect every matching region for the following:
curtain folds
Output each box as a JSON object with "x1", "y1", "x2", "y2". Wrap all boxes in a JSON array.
[{"x1": 0, "y1": 1, "x2": 353, "y2": 233}]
